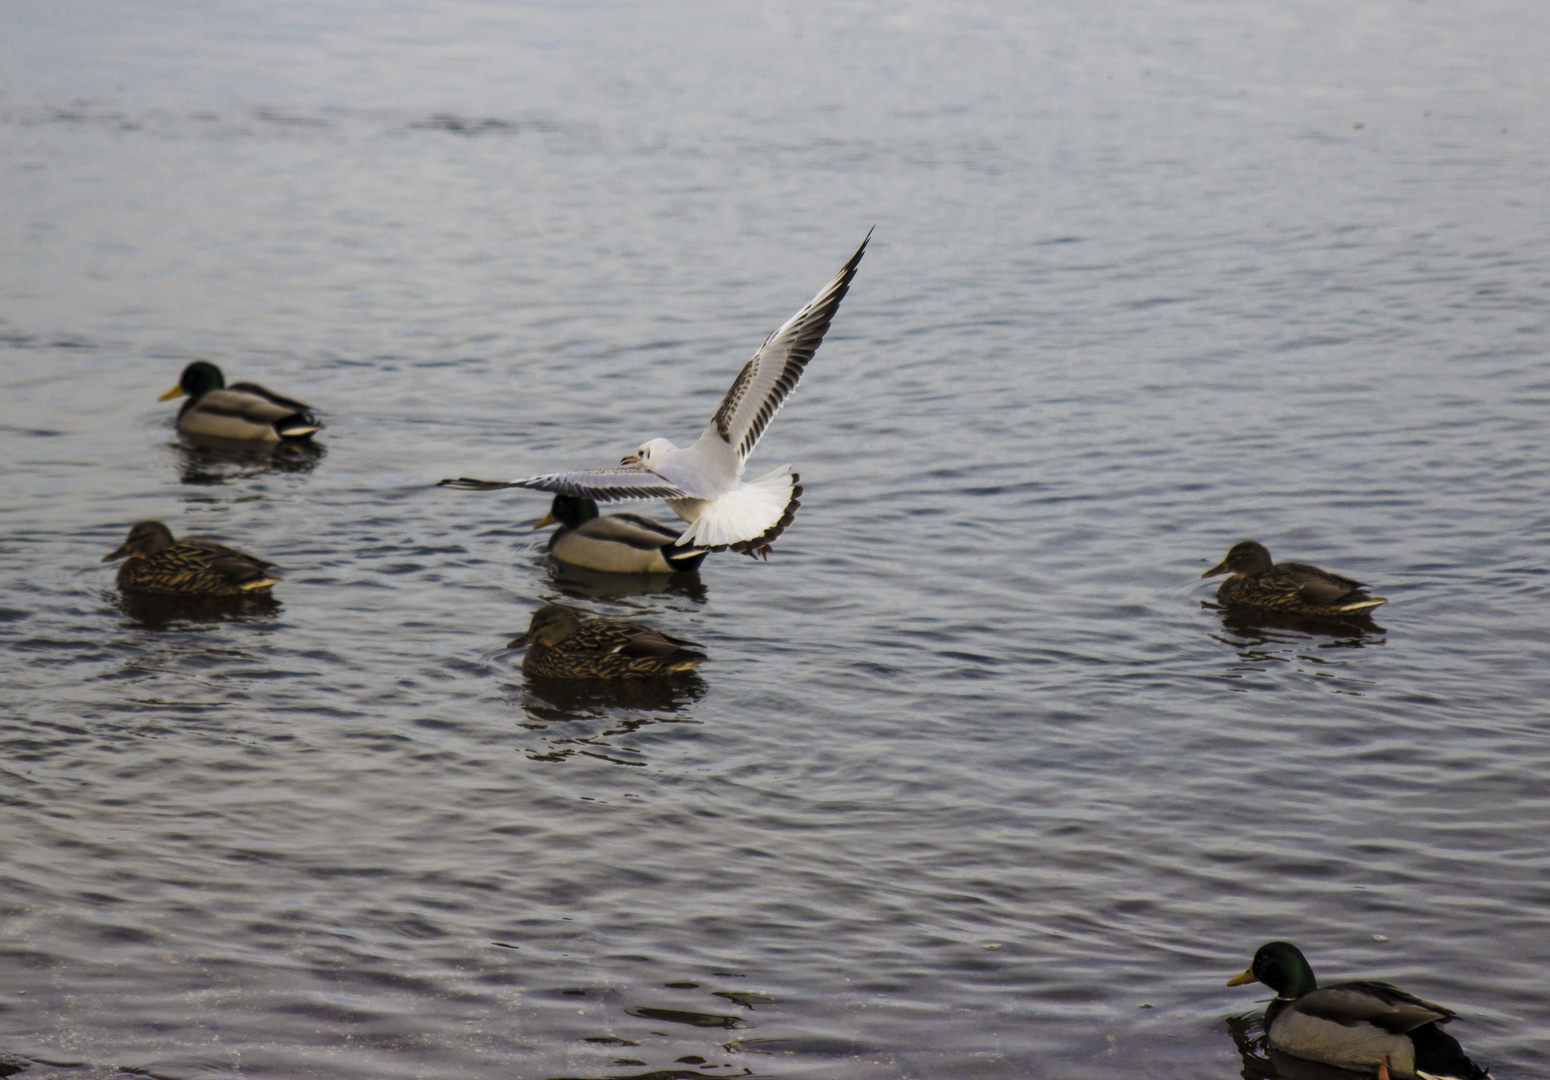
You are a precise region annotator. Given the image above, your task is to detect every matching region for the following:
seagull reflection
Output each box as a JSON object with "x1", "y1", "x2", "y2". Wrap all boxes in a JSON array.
[{"x1": 172, "y1": 436, "x2": 324, "y2": 485}]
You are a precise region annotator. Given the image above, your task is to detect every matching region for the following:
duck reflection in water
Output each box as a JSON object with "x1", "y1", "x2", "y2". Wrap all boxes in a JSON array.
[
  {"x1": 519, "y1": 672, "x2": 707, "y2": 721},
  {"x1": 1211, "y1": 604, "x2": 1387, "y2": 644},
  {"x1": 547, "y1": 560, "x2": 709, "y2": 605},
  {"x1": 172, "y1": 436, "x2": 325, "y2": 485},
  {"x1": 112, "y1": 589, "x2": 281, "y2": 631}
]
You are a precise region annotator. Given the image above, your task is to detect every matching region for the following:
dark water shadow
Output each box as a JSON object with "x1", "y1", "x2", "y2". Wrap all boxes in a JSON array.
[
  {"x1": 1207, "y1": 603, "x2": 1387, "y2": 647},
  {"x1": 170, "y1": 436, "x2": 325, "y2": 484},
  {"x1": 112, "y1": 589, "x2": 281, "y2": 630},
  {"x1": 541, "y1": 1070, "x2": 725, "y2": 1080},
  {"x1": 724, "y1": 1035, "x2": 881, "y2": 1056},
  {"x1": 511, "y1": 676, "x2": 708, "y2": 766},
  {"x1": 1225, "y1": 1010, "x2": 1358, "y2": 1080},
  {"x1": 518, "y1": 673, "x2": 708, "y2": 720},
  {"x1": 547, "y1": 562, "x2": 709, "y2": 605},
  {"x1": 628, "y1": 1005, "x2": 744, "y2": 1030}
]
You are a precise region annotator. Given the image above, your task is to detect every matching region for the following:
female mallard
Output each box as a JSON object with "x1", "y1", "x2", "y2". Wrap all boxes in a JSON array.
[
  {"x1": 160, "y1": 360, "x2": 322, "y2": 443},
  {"x1": 103, "y1": 520, "x2": 282, "y2": 595},
  {"x1": 1228, "y1": 942, "x2": 1490, "y2": 1080},
  {"x1": 508, "y1": 605, "x2": 707, "y2": 678},
  {"x1": 1202, "y1": 540, "x2": 1386, "y2": 616},
  {"x1": 534, "y1": 494, "x2": 709, "y2": 574}
]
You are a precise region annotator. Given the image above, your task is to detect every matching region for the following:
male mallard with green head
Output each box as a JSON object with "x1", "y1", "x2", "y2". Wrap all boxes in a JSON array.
[
  {"x1": 1202, "y1": 540, "x2": 1386, "y2": 616},
  {"x1": 160, "y1": 360, "x2": 322, "y2": 443},
  {"x1": 534, "y1": 494, "x2": 709, "y2": 574},
  {"x1": 508, "y1": 605, "x2": 707, "y2": 678},
  {"x1": 104, "y1": 521, "x2": 282, "y2": 595},
  {"x1": 1228, "y1": 942, "x2": 1490, "y2": 1080}
]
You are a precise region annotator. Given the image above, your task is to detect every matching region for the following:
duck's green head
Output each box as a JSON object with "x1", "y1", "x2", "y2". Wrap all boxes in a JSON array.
[
  {"x1": 1202, "y1": 540, "x2": 1273, "y2": 579},
  {"x1": 508, "y1": 604, "x2": 582, "y2": 649},
  {"x1": 533, "y1": 495, "x2": 600, "y2": 530},
  {"x1": 103, "y1": 520, "x2": 176, "y2": 562},
  {"x1": 159, "y1": 360, "x2": 226, "y2": 402},
  {"x1": 1227, "y1": 941, "x2": 1317, "y2": 998}
]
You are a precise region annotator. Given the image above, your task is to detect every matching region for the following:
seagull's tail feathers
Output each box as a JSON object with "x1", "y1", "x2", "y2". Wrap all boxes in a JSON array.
[{"x1": 676, "y1": 467, "x2": 803, "y2": 557}]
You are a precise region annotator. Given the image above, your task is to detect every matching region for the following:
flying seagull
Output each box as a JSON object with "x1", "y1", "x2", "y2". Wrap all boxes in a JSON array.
[{"x1": 441, "y1": 230, "x2": 870, "y2": 558}]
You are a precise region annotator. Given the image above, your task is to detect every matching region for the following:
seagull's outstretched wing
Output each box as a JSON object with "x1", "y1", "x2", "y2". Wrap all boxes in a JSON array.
[
  {"x1": 699, "y1": 229, "x2": 870, "y2": 465},
  {"x1": 440, "y1": 466, "x2": 688, "y2": 503}
]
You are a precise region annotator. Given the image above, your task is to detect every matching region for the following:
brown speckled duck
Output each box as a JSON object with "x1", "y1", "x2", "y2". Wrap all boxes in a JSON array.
[
  {"x1": 104, "y1": 521, "x2": 282, "y2": 595},
  {"x1": 160, "y1": 360, "x2": 321, "y2": 443},
  {"x1": 1228, "y1": 942, "x2": 1490, "y2": 1080},
  {"x1": 508, "y1": 605, "x2": 707, "y2": 678},
  {"x1": 1202, "y1": 540, "x2": 1386, "y2": 617}
]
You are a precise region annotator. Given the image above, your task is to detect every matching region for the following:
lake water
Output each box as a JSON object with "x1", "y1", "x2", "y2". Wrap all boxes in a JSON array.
[{"x1": 2, "y1": 2, "x2": 1548, "y2": 1077}]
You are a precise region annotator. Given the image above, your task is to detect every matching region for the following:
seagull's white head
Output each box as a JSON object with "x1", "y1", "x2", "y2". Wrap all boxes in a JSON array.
[{"x1": 622, "y1": 438, "x2": 677, "y2": 469}]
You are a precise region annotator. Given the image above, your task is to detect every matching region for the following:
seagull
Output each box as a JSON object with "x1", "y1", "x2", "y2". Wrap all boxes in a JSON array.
[{"x1": 441, "y1": 230, "x2": 870, "y2": 557}]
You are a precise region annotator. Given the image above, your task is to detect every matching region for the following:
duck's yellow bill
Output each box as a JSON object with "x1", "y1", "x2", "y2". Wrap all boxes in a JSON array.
[
  {"x1": 1226, "y1": 967, "x2": 1257, "y2": 986},
  {"x1": 158, "y1": 385, "x2": 186, "y2": 401},
  {"x1": 532, "y1": 511, "x2": 557, "y2": 529},
  {"x1": 1201, "y1": 561, "x2": 1229, "y2": 579}
]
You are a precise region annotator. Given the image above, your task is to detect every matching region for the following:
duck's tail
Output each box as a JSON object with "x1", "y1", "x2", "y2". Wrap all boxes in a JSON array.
[
  {"x1": 1337, "y1": 595, "x2": 1387, "y2": 613},
  {"x1": 1411, "y1": 1020, "x2": 1491, "y2": 1080}
]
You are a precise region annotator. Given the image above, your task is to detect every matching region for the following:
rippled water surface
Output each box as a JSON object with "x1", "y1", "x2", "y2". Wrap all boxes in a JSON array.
[{"x1": 3, "y1": 2, "x2": 1549, "y2": 1077}]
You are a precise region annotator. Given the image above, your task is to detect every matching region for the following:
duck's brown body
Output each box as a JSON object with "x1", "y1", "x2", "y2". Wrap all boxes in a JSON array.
[
  {"x1": 509, "y1": 605, "x2": 707, "y2": 678},
  {"x1": 1203, "y1": 540, "x2": 1385, "y2": 617},
  {"x1": 104, "y1": 521, "x2": 281, "y2": 595}
]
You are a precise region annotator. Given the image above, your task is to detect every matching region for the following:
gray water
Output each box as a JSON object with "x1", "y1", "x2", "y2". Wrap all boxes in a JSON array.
[{"x1": 3, "y1": 2, "x2": 1548, "y2": 1077}]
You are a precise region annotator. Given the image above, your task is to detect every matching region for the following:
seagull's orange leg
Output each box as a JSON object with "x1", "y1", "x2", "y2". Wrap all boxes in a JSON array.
[{"x1": 1377, "y1": 1054, "x2": 1390, "y2": 1080}]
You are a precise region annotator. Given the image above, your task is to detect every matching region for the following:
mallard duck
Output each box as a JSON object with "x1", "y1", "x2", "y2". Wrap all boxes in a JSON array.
[
  {"x1": 1228, "y1": 942, "x2": 1490, "y2": 1080},
  {"x1": 159, "y1": 360, "x2": 322, "y2": 442},
  {"x1": 103, "y1": 520, "x2": 282, "y2": 595},
  {"x1": 508, "y1": 605, "x2": 707, "y2": 678},
  {"x1": 534, "y1": 494, "x2": 709, "y2": 574},
  {"x1": 1202, "y1": 540, "x2": 1386, "y2": 616}
]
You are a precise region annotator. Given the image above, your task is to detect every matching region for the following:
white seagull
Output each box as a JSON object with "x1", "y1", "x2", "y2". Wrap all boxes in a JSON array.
[{"x1": 441, "y1": 231, "x2": 870, "y2": 557}]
